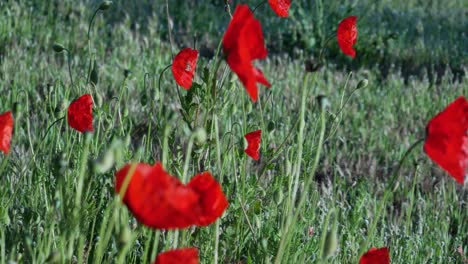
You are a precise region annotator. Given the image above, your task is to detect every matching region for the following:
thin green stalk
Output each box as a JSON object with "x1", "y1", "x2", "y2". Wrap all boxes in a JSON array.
[
  {"x1": 86, "y1": 8, "x2": 100, "y2": 83},
  {"x1": 276, "y1": 100, "x2": 327, "y2": 263},
  {"x1": 290, "y1": 73, "x2": 312, "y2": 215},
  {"x1": 65, "y1": 49, "x2": 75, "y2": 89},
  {"x1": 318, "y1": 208, "x2": 335, "y2": 261},
  {"x1": 213, "y1": 115, "x2": 225, "y2": 264},
  {"x1": 359, "y1": 138, "x2": 424, "y2": 258},
  {"x1": 175, "y1": 134, "x2": 196, "y2": 249},
  {"x1": 74, "y1": 133, "x2": 92, "y2": 210}
]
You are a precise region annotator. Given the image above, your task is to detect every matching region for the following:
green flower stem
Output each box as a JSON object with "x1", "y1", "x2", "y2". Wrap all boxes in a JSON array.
[
  {"x1": 64, "y1": 48, "x2": 75, "y2": 90},
  {"x1": 359, "y1": 138, "x2": 424, "y2": 258},
  {"x1": 275, "y1": 72, "x2": 325, "y2": 263},
  {"x1": 86, "y1": 7, "x2": 101, "y2": 83}
]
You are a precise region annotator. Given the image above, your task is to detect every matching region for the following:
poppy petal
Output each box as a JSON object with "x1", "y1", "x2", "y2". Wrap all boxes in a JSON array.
[
  {"x1": 172, "y1": 48, "x2": 198, "y2": 89},
  {"x1": 337, "y1": 16, "x2": 358, "y2": 58},
  {"x1": 115, "y1": 162, "x2": 228, "y2": 229},
  {"x1": 244, "y1": 129, "x2": 262, "y2": 160},
  {"x1": 187, "y1": 172, "x2": 229, "y2": 226},
  {"x1": 424, "y1": 96, "x2": 468, "y2": 184},
  {"x1": 154, "y1": 248, "x2": 199, "y2": 264},
  {"x1": 268, "y1": 0, "x2": 291, "y2": 18},
  {"x1": 115, "y1": 162, "x2": 199, "y2": 229},
  {"x1": 223, "y1": 4, "x2": 270, "y2": 102},
  {"x1": 359, "y1": 247, "x2": 390, "y2": 264},
  {"x1": 67, "y1": 94, "x2": 93, "y2": 133},
  {"x1": 0, "y1": 111, "x2": 13, "y2": 154}
]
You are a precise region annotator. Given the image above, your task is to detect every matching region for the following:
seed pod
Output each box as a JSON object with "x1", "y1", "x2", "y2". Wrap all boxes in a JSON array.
[
  {"x1": 98, "y1": 1, "x2": 113, "y2": 11},
  {"x1": 356, "y1": 79, "x2": 369, "y2": 90},
  {"x1": 119, "y1": 227, "x2": 132, "y2": 246},
  {"x1": 193, "y1": 128, "x2": 207, "y2": 144},
  {"x1": 90, "y1": 60, "x2": 99, "y2": 86},
  {"x1": 316, "y1": 95, "x2": 330, "y2": 110},
  {"x1": 52, "y1": 43, "x2": 65, "y2": 53},
  {"x1": 323, "y1": 228, "x2": 338, "y2": 258}
]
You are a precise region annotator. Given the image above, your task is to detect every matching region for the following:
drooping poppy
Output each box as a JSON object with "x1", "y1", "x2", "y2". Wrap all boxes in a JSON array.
[
  {"x1": 359, "y1": 247, "x2": 390, "y2": 264},
  {"x1": 337, "y1": 16, "x2": 358, "y2": 58},
  {"x1": 172, "y1": 48, "x2": 199, "y2": 89},
  {"x1": 223, "y1": 4, "x2": 271, "y2": 102},
  {"x1": 154, "y1": 248, "x2": 199, "y2": 264},
  {"x1": 187, "y1": 172, "x2": 229, "y2": 226},
  {"x1": 424, "y1": 96, "x2": 468, "y2": 184},
  {"x1": 244, "y1": 129, "x2": 262, "y2": 160},
  {"x1": 67, "y1": 94, "x2": 93, "y2": 133},
  {"x1": 0, "y1": 111, "x2": 13, "y2": 154},
  {"x1": 268, "y1": 0, "x2": 291, "y2": 17},
  {"x1": 115, "y1": 162, "x2": 228, "y2": 229}
]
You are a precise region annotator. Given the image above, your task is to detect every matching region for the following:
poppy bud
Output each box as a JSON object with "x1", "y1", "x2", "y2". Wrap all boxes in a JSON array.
[
  {"x1": 95, "y1": 93, "x2": 103, "y2": 108},
  {"x1": 119, "y1": 227, "x2": 132, "y2": 246},
  {"x1": 55, "y1": 100, "x2": 68, "y2": 116},
  {"x1": 140, "y1": 92, "x2": 148, "y2": 106},
  {"x1": 124, "y1": 69, "x2": 131, "y2": 78},
  {"x1": 275, "y1": 189, "x2": 283, "y2": 205},
  {"x1": 52, "y1": 43, "x2": 65, "y2": 53},
  {"x1": 193, "y1": 128, "x2": 207, "y2": 144},
  {"x1": 268, "y1": 121, "x2": 275, "y2": 132},
  {"x1": 12, "y1": 102, "x2": 21, "y2": 117},
  {"x1": 46, "y1": 251, "x2": 61, "y2": 263},
  {"x1": 94, "y1": 149, "x2": 115, "y2": 174},
  {"x1": 356, "y1": 79, "x2": 368, "y2": 90},
  {"x1": 305, "y1": 59, "x2": 322, "y2": 73},
  {"x1": 323, "y1": 227, "x2": 338, "y2": 259},
  {"x1": 90, "y1": 59, "x2": 99, "y2": 86},
  {"x1": 316, "y1": 95, "x2": 330, "y2": 110},
  {"x1": 98, "y1": 1, "x2": 113, "y2": 11}
]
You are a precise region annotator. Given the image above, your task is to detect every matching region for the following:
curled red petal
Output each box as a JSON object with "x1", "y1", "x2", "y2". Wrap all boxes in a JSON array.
[
  {"x1": 67, "y1": 94, "x2": 93, "y2": 133},
  {"x1": 359, "y1": 247, "x2": 390, "y2": 264},
  {"x1": 222, "y1": 4, "x2": 270, "y2": 102},
  {"x1": 244, "y1": 129, "x2": 262, "y2": 160},
  {"x1": 268, "y1": 0, "x2": 291, "y2": 17},
  {"x1": 154, "y1": 248, "x2": 199, "y2": 264},
  {"x1": 115, "y1": 162, "x2": 200, "y2": 229},
  {"x1": 172, "y1": 48, "x2": 198, "y2": 89},
  {"x1": 187, "y1": 172, "x2": 229, "y2": 226},
  {"x1": 337, "y1": 16, "x2": 358, "y2": 58},
  {"x1": 0, "y1": 111, "x2": 13, "y2": 154},
  {"x1": 115, "y1": 162, "x2": 228, "y2": 229},
  {"x1": 424, "y1": 96, "x2": 468, "y2": 184}
]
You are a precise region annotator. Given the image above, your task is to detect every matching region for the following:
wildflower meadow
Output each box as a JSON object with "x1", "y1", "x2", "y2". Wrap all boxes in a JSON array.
[{"x1": 0, "y1": 0, "x2": 466, "y2": 263}]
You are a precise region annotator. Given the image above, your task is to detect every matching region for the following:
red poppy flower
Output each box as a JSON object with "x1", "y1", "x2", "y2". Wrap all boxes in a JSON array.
[
  {"x1": 172, "y1": 48, "x2": 198, "y2": 90},
  {"x1": 244, "y1": 129, "x2": 262, "y2": 160},
  {"x1": 337, "y1": 16, "x2": 358, "y2": 58},
  {"x1": 424, "y1": 96, "x2": 468, "y2": 184},
  {"x1": 115, "y1": 162, "x2": 228, "y2": 229},
  {"x1": 67, "y1": 94, "x2": 93, "y2": 133},
  {"x1": 359, "y1": 247, "x2": 390, "y2": 264},
  {"x1": 268, "y1": 0, "x2": 291, "y2": 17},
  {"x1": 0, "y1": 111, "x2": 13, "y2": 154},
  {"x1": 187, "y1": 172, "x2": 229, "y2": 226},
  {"x1": 154, "y1": 248, "x2": 199, "y2": 264},
  {"x1": 223, "y1": 4, "x2": 271, "y2": 102}
]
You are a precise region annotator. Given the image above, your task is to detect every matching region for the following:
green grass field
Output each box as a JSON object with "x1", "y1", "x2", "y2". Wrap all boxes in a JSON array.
[{"x1": 0, "y1": 0, "x2": 466, "y2": 263}]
